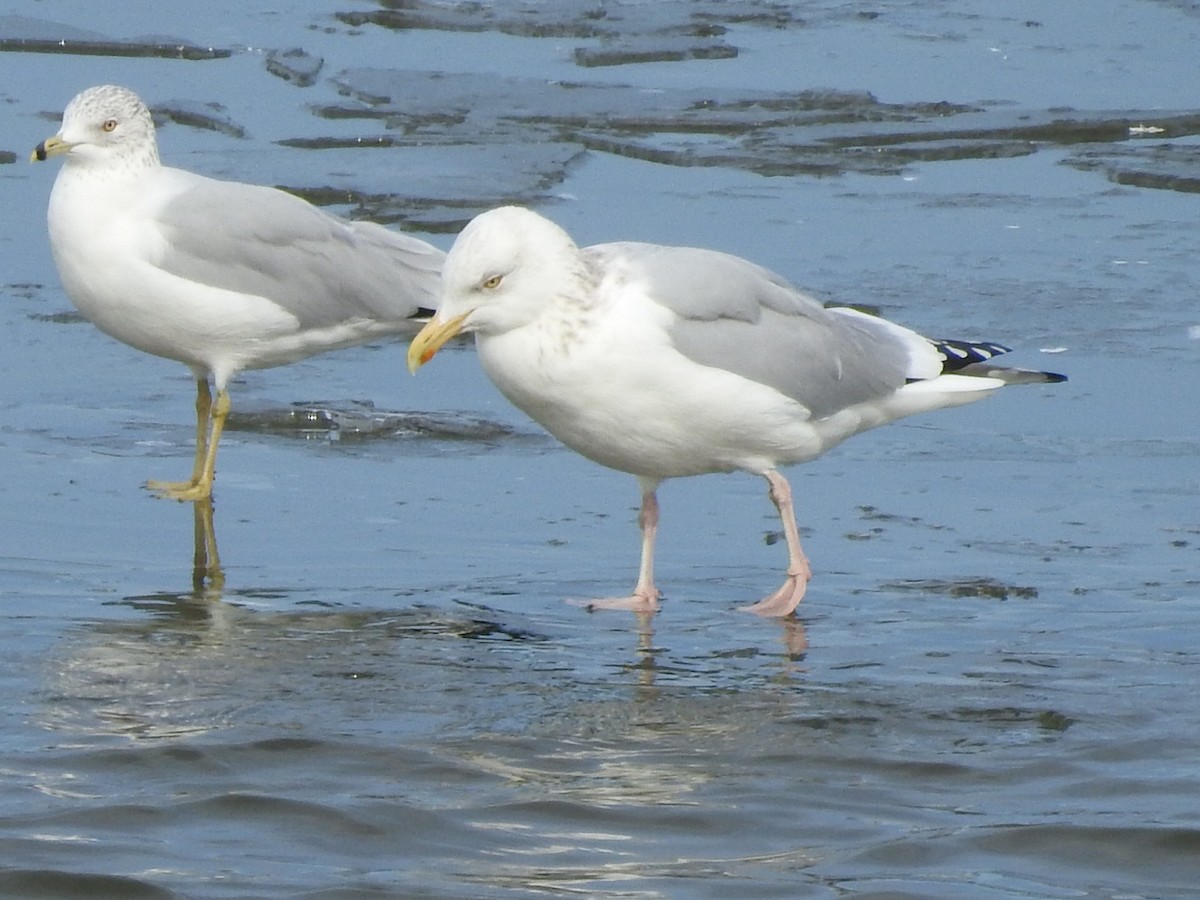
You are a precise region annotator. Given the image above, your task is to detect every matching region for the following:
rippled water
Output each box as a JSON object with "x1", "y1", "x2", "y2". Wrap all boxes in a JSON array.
[{"x1": 1, "y1": 1, "x2": 1198, "y2": 897}]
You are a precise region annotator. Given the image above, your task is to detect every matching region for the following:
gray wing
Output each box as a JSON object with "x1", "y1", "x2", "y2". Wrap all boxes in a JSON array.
[
  {"x1": 152, "y1": 170, "x2": 444, "y2": 329},
  {"x1": 589, "y1": 242, "x2": 917, "y2": 418}
]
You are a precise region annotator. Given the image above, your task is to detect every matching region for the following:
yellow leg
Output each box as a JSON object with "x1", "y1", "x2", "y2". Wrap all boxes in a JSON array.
[
  {"x1": 187, "y1": 379, "x2": 213, "y2": 485},
  {"x1": 148, "y1": 382, "x2": 228, "y2": 502},
  {"x1": 193, "y1": 387, "x2": 230, "y2": 499}
]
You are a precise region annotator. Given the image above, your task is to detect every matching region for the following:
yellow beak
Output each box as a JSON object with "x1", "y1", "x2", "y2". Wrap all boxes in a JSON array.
[
  {"x1": 31, "y1": 135, "x2": 70, "y2": 163},
  {"x1": 407, "y1": 311, "x2": 471, "y2": 373}
]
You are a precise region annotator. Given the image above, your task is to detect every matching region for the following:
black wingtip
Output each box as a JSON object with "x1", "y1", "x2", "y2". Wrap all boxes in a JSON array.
[
  {"x1": 931, "y1": 338, "x2": 1012, "y2": 373},
  {"x1": 932, "y1": 338, "x2": 1068, "y2": 383}
]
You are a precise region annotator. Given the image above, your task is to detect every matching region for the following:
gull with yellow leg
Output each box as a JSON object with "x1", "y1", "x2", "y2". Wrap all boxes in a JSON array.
[{"x1": 34, "y1": 84, "x2": 444, "y2": 501}]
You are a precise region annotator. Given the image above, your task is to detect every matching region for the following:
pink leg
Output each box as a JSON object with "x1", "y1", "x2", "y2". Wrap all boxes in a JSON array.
[
  {"x1": 575, "y1": 481, "x2": 662, "y2": 614},
  {"x1": 741, "y1": 469, "x2": 812, "y2": 617}
]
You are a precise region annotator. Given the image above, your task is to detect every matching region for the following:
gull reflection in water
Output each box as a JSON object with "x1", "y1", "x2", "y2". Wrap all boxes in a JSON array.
[
  {"x1": 191, "y1": 496, "x2": 224, "y2": 599},
  {"x1": 620, "y1": 604, "x2": 807, "y2": 698}
]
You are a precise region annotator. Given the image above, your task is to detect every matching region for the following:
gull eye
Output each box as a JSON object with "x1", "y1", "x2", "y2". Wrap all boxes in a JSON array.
[
  {"x1": 101, "y1": 118, "x2": 118, "y2": 133},
  {"x1": 481, "y1": 274, "x2": 503, "y2": 290}
]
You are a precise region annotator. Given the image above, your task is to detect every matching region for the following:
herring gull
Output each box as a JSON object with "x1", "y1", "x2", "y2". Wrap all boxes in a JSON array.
[
  {"x1": 33, "y1": 84, "x2": 444, "y2": 501},
  {"x1": 407, "y1": 205, "x2": 1066, "y2": 617}
]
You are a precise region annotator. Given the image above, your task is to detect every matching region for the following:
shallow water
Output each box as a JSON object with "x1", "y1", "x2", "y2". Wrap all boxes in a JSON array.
[{"x1": 1, "y1": 1, "x2": 1198, "y2": 897}]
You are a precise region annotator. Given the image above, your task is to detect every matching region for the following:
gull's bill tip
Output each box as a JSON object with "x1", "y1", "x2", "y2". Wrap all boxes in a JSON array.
[
  {"x1": 407, "y1": 312, "x2": 470, "y2": 373},
  {"x1": 31, "y1": 135, "x2": 68, "y2": 163}
]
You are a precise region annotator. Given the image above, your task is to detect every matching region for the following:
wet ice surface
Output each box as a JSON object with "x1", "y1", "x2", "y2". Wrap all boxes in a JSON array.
[{"x1": 1, "y1": 0, "x2": 1199, "y2": 897}]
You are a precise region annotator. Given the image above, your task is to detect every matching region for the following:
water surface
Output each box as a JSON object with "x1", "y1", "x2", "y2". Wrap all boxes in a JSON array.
[{"x1": 0, "y1": 1, "x2": 1198, "y2": 897}]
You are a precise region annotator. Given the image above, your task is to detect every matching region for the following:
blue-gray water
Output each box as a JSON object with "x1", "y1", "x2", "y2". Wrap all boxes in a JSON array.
[{"x1": 1, "y1": 1, "x2": 1198, "y2": 897}]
